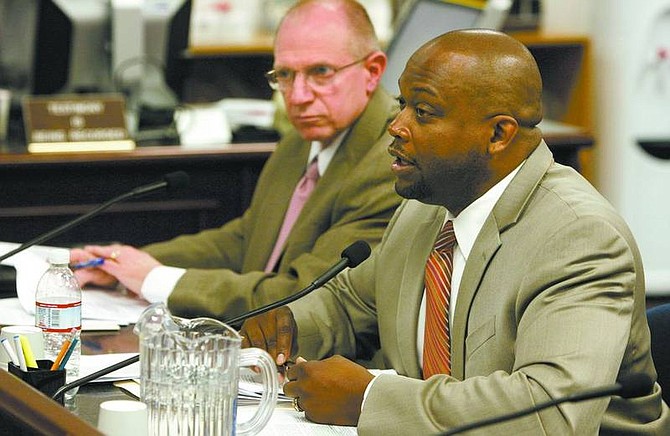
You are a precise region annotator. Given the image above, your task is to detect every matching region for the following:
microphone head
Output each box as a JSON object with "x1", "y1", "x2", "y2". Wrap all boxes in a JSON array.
[
  {"x1": 164, "y1": 171, "x2": 190, "y2": 191},
  {"x1": 341, "y1": 240, "x2": 371, "y2": 268},
  {"x1": 618, "y1": 373, "x2": 653, "y2": 399}
]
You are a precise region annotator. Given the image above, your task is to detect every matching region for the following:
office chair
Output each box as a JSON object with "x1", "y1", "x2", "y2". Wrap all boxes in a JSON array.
[{"x1": 647, "y1": 303, "x2": 670, "y2": 404}]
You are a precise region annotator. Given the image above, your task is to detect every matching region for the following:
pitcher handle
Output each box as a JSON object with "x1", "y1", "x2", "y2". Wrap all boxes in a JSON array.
[{"x1": 237, "y1": 348, "x2": 279, "y2": 436}]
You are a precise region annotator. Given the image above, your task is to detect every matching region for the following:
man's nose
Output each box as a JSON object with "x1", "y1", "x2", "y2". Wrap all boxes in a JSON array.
[
  {"x1": 285, "y1": 73, "x2": 316, "y2": 105},
  {"x1": 388, "y1": 111, "x2": 410, "y2": 140}
]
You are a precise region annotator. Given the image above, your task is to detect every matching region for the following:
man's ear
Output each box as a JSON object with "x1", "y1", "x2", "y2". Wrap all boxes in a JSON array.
[
  {"x1": 488, "y1": 115, "x2": 518, "y2": 155},
  {"x1": 364, "y1": 51, "x2": 387, "y2": 94}
]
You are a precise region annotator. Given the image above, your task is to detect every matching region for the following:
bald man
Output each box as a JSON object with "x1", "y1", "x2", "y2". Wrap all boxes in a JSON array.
[{"x1": 241, "y1": 30, "x2": 670, "y2": 434}]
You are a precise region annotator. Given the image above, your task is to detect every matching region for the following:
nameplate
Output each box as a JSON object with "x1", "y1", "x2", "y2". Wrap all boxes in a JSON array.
[{"x1": 23, "y1": 94, "x2": 136, "y2": 153}]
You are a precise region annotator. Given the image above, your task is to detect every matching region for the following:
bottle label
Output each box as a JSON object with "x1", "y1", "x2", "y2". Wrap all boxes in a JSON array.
[{"x1": 35, "y1": 301, "x2": 82, "y2": 332}]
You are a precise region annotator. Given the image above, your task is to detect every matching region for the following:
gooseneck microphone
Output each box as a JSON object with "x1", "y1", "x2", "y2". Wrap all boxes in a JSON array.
[
  {"x1": 51, "y1": 240, "x2": 371, "y2": 401},
  {"x1": 0, "y1": 171, "x2": 190, "y2": 263},
  {"x1": 224, "y1": 240, "x2": 371, "y2": 327},
  {"x1": 52, "y1": 354, "x2": 141, "y2": 402},
  {"x1": 442, "y1": 373, "x2": 653, "y2": 435}
]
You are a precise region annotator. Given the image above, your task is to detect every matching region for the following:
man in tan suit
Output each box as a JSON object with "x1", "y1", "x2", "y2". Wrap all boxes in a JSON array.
[
  {"x1": 70, "y1": 0, "x2": 400, "y2": 320},
  {"x1": 240, "y1": 30, "x2": 670, "y2": 434}
]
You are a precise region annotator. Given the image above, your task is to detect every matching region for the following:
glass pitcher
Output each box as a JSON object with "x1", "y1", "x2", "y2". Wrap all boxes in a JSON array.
[{"x1": 134, "y1": 303, "x2": 278, "y2": 435}]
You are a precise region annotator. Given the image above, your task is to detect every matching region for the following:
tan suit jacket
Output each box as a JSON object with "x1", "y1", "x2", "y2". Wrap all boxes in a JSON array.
[
  {"x1": 144, "y1": 88, "x2": 401, "y2": 320},
  {"x1": 291, "y1": 142, "x2": 670, "y2": 434}
]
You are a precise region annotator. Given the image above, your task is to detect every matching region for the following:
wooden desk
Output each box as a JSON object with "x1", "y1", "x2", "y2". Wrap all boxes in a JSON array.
[
  {"x1": 0, "y1": 130, "x2": 591, "y2": 249},
  {"x1": 0, "y1": 143, "x2": 273, "y2": 247}
]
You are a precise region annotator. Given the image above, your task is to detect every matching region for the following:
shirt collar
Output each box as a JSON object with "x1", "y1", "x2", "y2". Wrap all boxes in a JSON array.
[
  {"x1": 448, "y1": 162, "x2": 524, "y2": 260},
  {"x1": 308, "y1": 129, "x2": 348, "y2": 176}
]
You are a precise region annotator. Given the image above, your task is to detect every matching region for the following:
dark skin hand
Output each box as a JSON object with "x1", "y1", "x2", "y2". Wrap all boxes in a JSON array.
[
  {"x1": 284, "y1": 355, "x2": 374, "y2": 426},
  {"x1": 240, "y1": 306, "x2": 298, "y2": 366},
  {"x1": 240, "y1": 307, "x2": 374, "y2": 426}
]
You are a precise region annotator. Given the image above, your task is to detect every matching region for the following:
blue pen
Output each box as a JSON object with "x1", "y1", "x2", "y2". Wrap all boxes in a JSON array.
[
  {"x1": 58, "y1": 336, "x2": 79, "y2": 370},
  {"x1": 71, "y1": 257, "x2": 105, "y2": 270}
]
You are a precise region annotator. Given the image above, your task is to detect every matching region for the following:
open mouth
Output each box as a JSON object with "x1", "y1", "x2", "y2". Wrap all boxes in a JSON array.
[
  {"x1": 389, "y1": 146, "x2": 416, "y2": 168},
  {"x1": 393, "y1": 155, "x2": 414, "y2": 167}
]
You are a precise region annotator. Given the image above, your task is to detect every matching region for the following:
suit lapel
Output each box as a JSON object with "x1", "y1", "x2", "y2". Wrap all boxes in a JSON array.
[
  {"x1": 451, "y1": 219, "x2": 501, "y2": 379},
  {"x1": 450, "y1": 141, "x2": 554, "y2": 379}
]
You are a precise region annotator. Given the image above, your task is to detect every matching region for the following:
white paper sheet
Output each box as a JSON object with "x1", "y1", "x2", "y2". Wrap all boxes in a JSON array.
[
  {"x1": 80, "y1": 289, "x2": 150, "y2": 324},
  {"x1": 238, "y1": 403, "x2": 357, "y2": 436}
]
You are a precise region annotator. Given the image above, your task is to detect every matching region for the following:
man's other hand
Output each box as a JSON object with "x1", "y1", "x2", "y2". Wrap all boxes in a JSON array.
[{"x1": 240, "y1": 306, "x2": 298, "y2": 366}]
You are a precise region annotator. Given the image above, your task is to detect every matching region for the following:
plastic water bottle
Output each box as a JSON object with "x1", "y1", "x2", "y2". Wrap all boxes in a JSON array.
[{"x1": 35, "y1": 248, "x2": 82, "y2": 401}]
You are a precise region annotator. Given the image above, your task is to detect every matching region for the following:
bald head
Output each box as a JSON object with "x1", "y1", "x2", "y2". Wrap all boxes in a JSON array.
[
  {"x1": 388, "y1": 29, "x2": 545, "y2": 213},
  {"x1": 277, "y1": 0, "x2": 380, "y2": 58},
  {"x1": 411, "y1": 29, "x2": 543, "y2": 127}
]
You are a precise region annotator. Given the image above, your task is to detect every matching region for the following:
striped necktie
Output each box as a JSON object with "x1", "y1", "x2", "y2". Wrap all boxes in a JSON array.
[
  {"x1": 265, "y1": 158, "x2": 320, "y2": 272},
  {"x1": 423, "y1": 220, "x2": 456, "y2": 379}
]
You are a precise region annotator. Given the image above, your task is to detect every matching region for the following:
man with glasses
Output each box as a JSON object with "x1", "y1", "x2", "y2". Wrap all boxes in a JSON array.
[{"x1": 70, "y1": 0, "x2": 401, "y2": 322}]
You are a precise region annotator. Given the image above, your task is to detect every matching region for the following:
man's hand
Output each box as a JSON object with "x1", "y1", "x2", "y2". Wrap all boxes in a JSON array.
[
  {"x1": 71, "y1": 247, "x2": 118, "y2": 289},
  {"x1": 71, "y1": 244, "x2": 161, "y2": 296},
  {"x1": 240, "y1": 306, "x2": 298, "y2": 366},
  {"x1": 283, "y1": 355, "x2": 374, "y2": 426}
]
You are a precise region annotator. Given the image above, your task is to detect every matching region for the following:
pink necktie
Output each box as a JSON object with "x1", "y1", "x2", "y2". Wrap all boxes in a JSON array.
[
  {"x1": 265, "y1": 159, "x2": 320, "y2": 272},
  {"x1": 423, "y1": 220, "x2": 456, "y2": 379}
]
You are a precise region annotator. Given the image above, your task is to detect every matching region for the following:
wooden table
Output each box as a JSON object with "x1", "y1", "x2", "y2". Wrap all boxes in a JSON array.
[
  {"x1": 0, "y1": 127, "x2": 592, "y2": 249},
  {"x1": 0, "y1": 143, "x2": 273, "y2": 247}
]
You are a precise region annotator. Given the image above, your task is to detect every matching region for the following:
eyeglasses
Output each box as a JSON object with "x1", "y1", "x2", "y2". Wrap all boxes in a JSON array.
[{"x1": 265, "y1": 54, "x2": 371, "y2": 91}]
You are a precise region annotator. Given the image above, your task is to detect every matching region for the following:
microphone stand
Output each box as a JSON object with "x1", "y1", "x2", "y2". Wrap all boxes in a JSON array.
[
  {"x1": 443, "y1": 373, "x2": 652, "y2": 435},
  {"x1": 52, "y1": 240, "x2": 371, "y2": 402},
  {"x1": 0, "y1": 171, "x2": 189, "y2": 264},
  {"x1": 1, "y1": 192, "x2": 136, "y2": 263},
  {"x1": 52, "y1": 354, "x2": 140, "y2": 402},
  {"x1": 224, "y1": 256, "x2": 351, "y2": 327}
]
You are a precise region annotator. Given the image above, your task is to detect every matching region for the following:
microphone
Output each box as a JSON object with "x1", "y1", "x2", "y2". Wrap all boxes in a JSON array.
[
  {"x1": 224, "y1": 240, "x2": 371, "y2": 326},
  {"x1": 51, "y1": 240, "x2": 371, "y2": 401},
  {"x1": 0, "y1": 171, "x2": 190, "y2": 263},
  {"x1": 52, "y1": 354, "x2": 140, "y2": 402},
  {"x1": 442, "y1": 373, "x2": 653, "y2": 435}
]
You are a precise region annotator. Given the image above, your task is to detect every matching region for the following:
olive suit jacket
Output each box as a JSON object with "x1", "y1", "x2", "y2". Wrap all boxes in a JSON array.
[
  {"x1": 142, "y1": 88, "x2": 400, "y2": 320},
  {"x1": 291, "y1": 142, "x2": 670, "y2": 434}
]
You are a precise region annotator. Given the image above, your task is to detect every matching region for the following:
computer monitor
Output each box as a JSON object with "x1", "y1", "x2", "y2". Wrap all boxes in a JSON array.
[
  {"x1": 0, "y1": 0, "x2": 113, "y2": 98},
  {"x1": 0, "y1": 0, "x2": 191, "y2": 143},
  {"x1": 112, "y1": 0, "x2": 191, "y2": 111},
  {"x1": 381, "y1": 0, "x2": 512, "y2": 95},
  {"x1": 111, "y1": 0, "x2": 191, "y2": 137}
]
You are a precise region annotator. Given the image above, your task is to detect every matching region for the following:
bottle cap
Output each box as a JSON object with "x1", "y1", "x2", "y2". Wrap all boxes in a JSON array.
[{"x1": 47, "y1": 248, "x2": 70, "y2": 265}]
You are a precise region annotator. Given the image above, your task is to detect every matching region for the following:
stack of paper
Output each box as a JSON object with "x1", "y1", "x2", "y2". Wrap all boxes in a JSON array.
[{"x1": 238, "y1": 367, "x2": 292, "y2": 406}]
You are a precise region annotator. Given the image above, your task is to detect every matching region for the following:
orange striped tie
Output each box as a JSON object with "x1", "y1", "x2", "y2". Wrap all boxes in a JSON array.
[{"x1": 423, "y1": 220, "x2": 456, "y2": 379}]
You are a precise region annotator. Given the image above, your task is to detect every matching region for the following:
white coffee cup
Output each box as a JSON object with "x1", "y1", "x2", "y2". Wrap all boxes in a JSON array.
[
  {"x1": 0, "y1": 325, "x2": 44, "y2": 368},
  {"x1": 97, "y1": 400, "x2": 148, "y2": 436}
]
